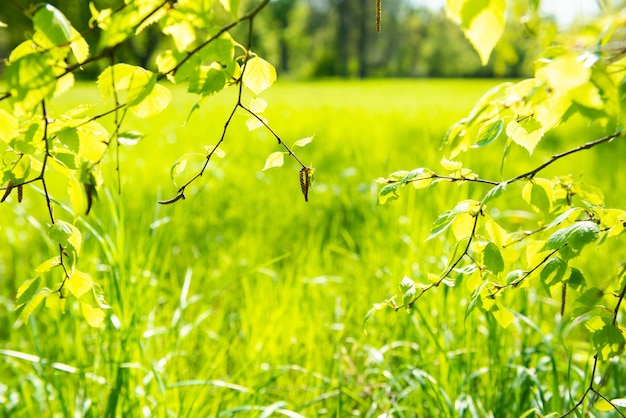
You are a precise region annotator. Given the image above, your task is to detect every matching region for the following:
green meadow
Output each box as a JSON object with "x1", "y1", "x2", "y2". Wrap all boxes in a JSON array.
[{"x1": 1, "y1": 79, "x2": 625, "y2": 416}]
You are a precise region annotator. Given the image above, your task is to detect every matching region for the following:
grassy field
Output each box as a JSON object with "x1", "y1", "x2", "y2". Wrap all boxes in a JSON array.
[{"x1": 1, "y1": 79, "x2": 625, "y2": 417}]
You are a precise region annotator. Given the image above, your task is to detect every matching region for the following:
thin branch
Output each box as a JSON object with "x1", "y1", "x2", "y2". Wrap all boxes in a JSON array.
[
  {"x1": 160, "y1": 0, "x2": 271, "y2": 80},
  {"x1": 509, "y1": 132, "x2": 622, "y2": 182},
  {"x1": 559, "y1": 355, "x2": 599, "y2": 418},
  {"x1": 613, "y1": 265, "x2": 626, "y2": 326}
]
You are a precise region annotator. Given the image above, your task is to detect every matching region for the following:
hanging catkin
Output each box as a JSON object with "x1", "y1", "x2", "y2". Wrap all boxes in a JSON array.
[{"x1": 376, "y1": 0, "x2": 382, "y2": 33}]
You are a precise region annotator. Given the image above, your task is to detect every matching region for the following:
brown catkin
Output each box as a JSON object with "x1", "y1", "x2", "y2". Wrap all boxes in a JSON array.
[
  {"x1": 376, "y1": 0, "x2": 382, "y2": 33},
  {"x1": 17, "y1": 184, "x2": 23, "y2": 203},
  {"x1": 299, "y1": 167, "x2": 310, "y2": 202}
]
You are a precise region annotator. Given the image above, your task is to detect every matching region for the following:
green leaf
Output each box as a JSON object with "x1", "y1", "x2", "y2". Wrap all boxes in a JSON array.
[
  {"x1": 67, "y1": 175, "x2": 86, "y2": 219},
  {"x1": 16, "y1": 277, "x2": 42, "y2": 306},
  {"x1": 427, "y1": 200, "x2": 480, "y2": 240},
  {"x1": 293, "y1": 136, "x2": 314, "y2": 148},
  {"x1": 566, "y1": 267, "x2": 586, "y2": 291},
  {"x1": 490, "y1": 301, "x2": 514, "y2": 328},
  {"x1": 542, "y1": 221, "x2": 600, "y2": 253},
  {"x1": 6, "y1": 53, "x2": 57, "y2": 116},
  {"x1": 242, "y1": 56, "x2": 276, "y2": 96},
  {"x1": 66, "y1": 270, "x2": 92, "y2": 298},
  {"x1": 35, "y1": 257, "x2": 61, "y2": 273},
  {"x1": 33, "y1": 4, "x2": 73, "y2": 46},
  {"x1": 545, "y1": 207, "x2": 583, "y2": 230},
  {"x1": 483, "y1": 182, "x2": 507, "y2": 204},
  {"x1": 131, "y1": 83, "x2": 171, "y2": 118},
  {"x1": 540, "y1": 257, "x2": 567, "y2": 295},
  {"x1": 16, "y1": 290, "x2": 49, "y2": 324},
  {"x1": 262, "y1": 152, "x2": 285, "y2": 171},
  {"x1": 576, "y1": 287, "x2": 604, "y2": 307},
  {"x1": 592, "y1": 322, "x2": 625, "y2": 361},
  {"x1": 483, "y1": 242, "x2": 504, "y2": 274},
  {"x1": 169, "y1": 153, "x2": 205, "y2": 186},
  {"x1": 378, "y1": 183, "x2": 400, "y2": 204},
  {"x1": 0, "y1": 109, "x2": 19, "y2": 143},
  {"x1": 188, "y1": 64, "x2": 226, "y2": 97},
  {"x1": 447, "y1": 0, "x2": 506, "y2": 65},
  {"x1": 506, "y1": 269, "x2": 524, "y2": 285},
  {"x1": 474, "y1": 119, "x2": 503, "y2": 147},
  {"x1": 506, "y1": 117, "x2": 543, "y2": 155},
  {"x1": 80, "y1": 301, "x2": 105, "y2": 327},
  {"x1": 199, "y1": 34, "x2": 235, "y2": 64},
  {"x1": 118, "y1": 131, "x2": 144, "y2": 146},
  {"x1": 163, "y1": 21, "x2": 196, "y2": 52},
  {"x1": 219, "y1": 0, "x2": 241, "y2": 17},
  {"x1": 47, "y1": 220, "x2": 82, "y2": 258},
  {"x1": 522, "y1": 180, "x2": 552, "y2": 213}
]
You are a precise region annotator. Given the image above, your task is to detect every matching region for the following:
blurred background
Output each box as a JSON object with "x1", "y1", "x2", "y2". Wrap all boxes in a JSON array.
[{"x1": 0, "y1": 0, "x2": 614, "y2": 80}]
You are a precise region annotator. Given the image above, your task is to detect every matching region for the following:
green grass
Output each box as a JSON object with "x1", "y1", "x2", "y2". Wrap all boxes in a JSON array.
[{"x1": 1, "y1": 79, "x2": 625, "y2": 417}]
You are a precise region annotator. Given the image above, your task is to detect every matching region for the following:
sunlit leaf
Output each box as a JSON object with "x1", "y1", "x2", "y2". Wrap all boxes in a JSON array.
[
  {"x1": 66, "y1": 270, "x2": 92, "y2": 298},
  {"x1": 246, "y1": 115, "x2": 266, "y2": 131},
  {"x1": 592, "y1": 322, "x2": 625, "y2": 361},
  {"x1": 17, "y1": 290, "x2": 49, "y2": 323},
  {"x1": 250, "y1": 97, "x2": 267, "y2": 113},
  {"x1": 81, "y1": 302, "x2": 105, "y2": 327},
  {"x1": 536, "y1": 54, "x2": 591, "y2": 92},
  {"x1": 243, "y1": 56, "x2": 276, "y2": 96},
  {"x1": 33, "y1": 4, "x2": 73, "y2": 46},
  {"x1": 68, "y1": 176, "x2": 86, "y2": 219},
  {"x1": 475, "y1": 119, "x2": 503, "y2": 147},
  {"x1": 484, "y1": 241, "x2": 505, "y2": 274},
  {"x1": 540, "y1": 257, "x2": 567, "y2": 295},
  {"x1": 490, "y1": 301, "x2": 514, "y2": 328},
  {"x1": 447, "y1": 0, "x2": 506, "y2": 65},
  {"x1": 542, "y1": 221, "x2": 600, "y2": 253},
  {"x1": 522, "y1": 179, "x2": 552, "y2": 213},
  {"x1": 6, "y1": 53, "x2": 57, "y2": 116},
  {"x1": 0, "y1": 109, "x2": 19, "y2": 143},
  {"x1": 506, "y1": 117, "x2": 543, "y2": 155},
  {"x1": 163, "y1": 21, "x2": 196, "y2": 52},
  {"x1": 35, "y1": 257, "x2": 61, "y2": 273},
  {"x1": 131, "y1": 83, "x2": 171, "y2": 118},
  {"x1": 205, "y1": 145, "x2": 226, "y2": 158},
  {"x1": 118, "y1": 131, "x2": 144, "y2": 146},
  {"x1": 262, "y1": 151, "x2": 285, "y2": 171},
  {"x1": 378, "y1": 183, "x2": 400, "y2": 204},
  {"x1": 293, "y1": 136, "x2": 314, "y2": 148},
  {"x1": 16, "y1": 277, "x2": 41, "y2": 306},
  {"x1": 45, "y1": 294, "x2": 66, "y2": 312}
]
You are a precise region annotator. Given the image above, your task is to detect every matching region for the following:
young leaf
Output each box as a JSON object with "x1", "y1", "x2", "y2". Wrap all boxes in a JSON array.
[
  {"x1": 490, "y1": 301, "x2": 515, "y2": 328},
  {"x1": 293, "y1": 136, "x2": 314, "y2": 148},
  {"x1": 35, "y1": 257, "x2": 61, "y2": 273},
  {"x1": 474, "y1": 119, "x2": 503, "y2": 147},
  {"x1": 506, "y1": 117, "x2": 544, "y2": 155},
  {"x1": 522, "y1": 179, "x2": 552, "y2": 213},
  {"x1": 592, "y1": 322, "x2": 625, "y2": 361},
  {"x1": 378, "y1": 183, "x2": 400, "y2": 204},
  {"x1": 66, "y1": 270, "x2": 93, "y2": 298},
  {"x1": 541, "y1": 221, "x2": 600, "y2": 253},
  {"x1": 118, "y1": 131, "x2": 144, "y2": 146},
  {"x1": 242, "y1": 56, "x2": 276, "y2": 96},
  {"x1": 16, "y1": 290, "x2": 49, "y2": 324},
  {"x1": 80, "y1": 302, "x2": 105, "y2": 328},
  {"x1": 262, "y1": 152, "x2": 285, "y2": 171},
  {"x1": 33, "y1": 4, "x2": 73, "y2": 47},
  {"x1": 483, "y1": 242, "x2": 505, "y2": 274},
  {"x1": 16, "y1": 277, "x2": 42, "y2": 306},
  {"x1": 6, "y1": 53, "x2": 57, "y2": 115},
  {"x1": 250, "y1": 97, "x2": 267, "y2": 113},
  {"x1": 447, "y1": 0, "x2": 506, "y2": 66},
  {"x1": 540, "y1": 257, "x2": 567, "y2": 295}
]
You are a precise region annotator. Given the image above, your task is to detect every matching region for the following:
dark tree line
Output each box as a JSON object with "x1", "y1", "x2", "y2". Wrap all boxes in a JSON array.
[{"x1": 1, "y1": 0, "x2": 543, "y2": 78}]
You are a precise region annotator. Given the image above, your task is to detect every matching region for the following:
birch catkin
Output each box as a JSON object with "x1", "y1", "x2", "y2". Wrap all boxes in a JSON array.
[{"x1": 376, "y1": 0, "x2": 382, "y2": 33}]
